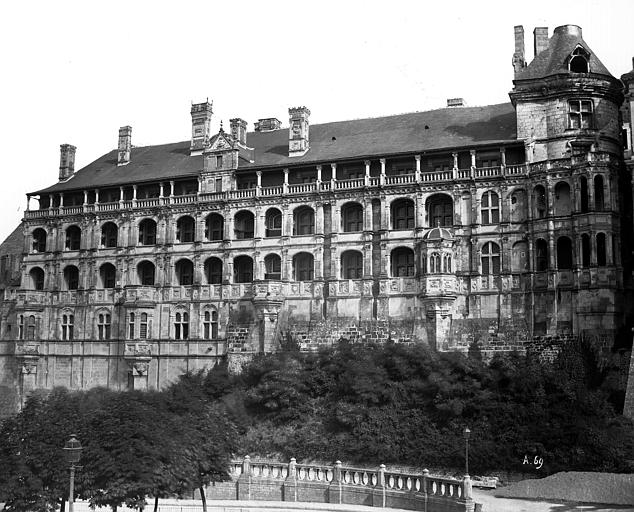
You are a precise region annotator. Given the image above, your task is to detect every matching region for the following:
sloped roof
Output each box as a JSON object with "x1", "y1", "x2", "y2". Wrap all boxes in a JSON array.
[
  {"x1": 0, "y1": 224, "x2": 23, "y2": 257},
  {"x1": 515, "y1": 25, "x2": 612, "y2": 81},
  {"x1": 34, "y1": 102, "x2": 518, "y2": 195}
]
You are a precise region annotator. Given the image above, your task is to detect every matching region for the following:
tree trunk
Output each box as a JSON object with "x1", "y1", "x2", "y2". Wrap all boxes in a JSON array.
[
  {"x1": 60, "y1": 499, "x2": 66, "y2": 512},
  {"x1": 113, "y1": 506, "x2": 118, "y2": 512},
  {"x1": 199, "y1": 485, "x2": 207, "y2": 512},
  {"x1": 154, "y1": 496, "x2": 159, "y2": 512}
]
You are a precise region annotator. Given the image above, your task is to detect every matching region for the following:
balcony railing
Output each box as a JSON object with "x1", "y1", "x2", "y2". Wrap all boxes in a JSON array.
[{"x1": 26, "y1": 163, "x2": 535, "y2": 219}]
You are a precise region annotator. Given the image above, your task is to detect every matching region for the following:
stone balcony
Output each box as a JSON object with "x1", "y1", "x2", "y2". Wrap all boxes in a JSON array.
[{"x1": 24, "y1": 164, "x2": 530, "y2": 220}]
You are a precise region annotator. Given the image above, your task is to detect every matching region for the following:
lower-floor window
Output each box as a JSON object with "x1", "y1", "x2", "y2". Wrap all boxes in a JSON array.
[
  {"x1": 97, "y1": 313, "x2": 111, "y2": 340},
  {"x1": 203, "y1": 310, "x2": 218, "y2": 339},
  {"x1": 175, "y1": 312, "x2": 189, "y2": 340},
  {"x1": 62, "y1": 314, "x2": 74, "y2": 340}
]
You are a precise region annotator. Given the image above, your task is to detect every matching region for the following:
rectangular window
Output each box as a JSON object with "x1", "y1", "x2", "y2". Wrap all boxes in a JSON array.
[
  {"x1": 140, "y1": 313, "x2": 148, "y2": 339},
  {"x1": 216, "y1": 155, "x2": 223, "y2": 169},
  {"x1": 215, "y1": 178, "x2": 222, "y2": 192},
  {"x1": 569, "y1": 100, "x2": 593, "y2": 129},
  {"x1": 129, "y1": 313, "x2": 135, "y2": 340}
]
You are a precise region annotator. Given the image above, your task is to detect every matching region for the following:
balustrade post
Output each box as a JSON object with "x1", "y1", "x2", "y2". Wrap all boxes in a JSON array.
[
  {"x1": 500, "y1": 147, "x2": 507, "y2": 176},
  {"x1": 379, "y1": 464, "x2": 386, "y2": 508},
  {"x1": 237, "y1": 455, "x2": 252, "y2": 501},
  {"x1": 470, "y1": 150, "x2": 476, "y2": 179},
  {"x1": 462, "y1": 474, "x2": 473, "y2": 500},
  {"x1": 284, "y1": 458, "x2": 298, "y2": 502},
  {"x1": 364, "y1": 160, "x2": 371, "y2": 186},
  {"x1": 380, "y1": 158, "x2": 386, "y2": 185},
  {"x1": 415, "y1": 155, "x2": 421, "y2": 182},
  {"x1": 283, "y1": 168, "x2": 289, "y2": 194},
  {"x1": 256, "y1": 170, "x2": 262, "y2": 196},
  {"x1": 422, "y1": 469, "x2": 429, "y2": 508},
  {"x1": 331, "y1": 163, "x2": 337, "y2": 190},
  {"x1": 316, "y1": 165, "x2": 322, "y2": 186}
]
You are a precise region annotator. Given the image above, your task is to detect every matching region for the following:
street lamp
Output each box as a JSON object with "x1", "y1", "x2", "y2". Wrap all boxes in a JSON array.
[
  {"x1": 63, "y1": 434, "x2": 82, "y2": 512},
  {"x1": 463, "y1": 427, "x2": 471, "y2": 477}
]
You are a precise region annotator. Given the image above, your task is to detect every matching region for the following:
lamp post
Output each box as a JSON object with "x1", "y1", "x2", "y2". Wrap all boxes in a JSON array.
[
  {"x1": 63, "y1": 434, "x2": 82, "y2": 512},
  {"x1": 463, "y1": 427, "x2": 471, "y2": 477}
]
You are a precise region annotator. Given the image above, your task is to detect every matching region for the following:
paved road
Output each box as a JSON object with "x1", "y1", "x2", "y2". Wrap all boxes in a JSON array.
[{"x1": 473, "y1": 489, "x2": 634, "y2": 512}]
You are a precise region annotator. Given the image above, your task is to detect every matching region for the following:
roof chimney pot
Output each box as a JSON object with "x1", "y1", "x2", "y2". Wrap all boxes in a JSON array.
[{"x1": 512, "y1": 25, "x2": 526, "y2": 77}]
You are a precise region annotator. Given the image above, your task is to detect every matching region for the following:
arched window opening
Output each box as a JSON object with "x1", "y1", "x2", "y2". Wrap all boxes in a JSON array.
[
  {"x1": 511, "y1": 241, "x2": 529, "y2": 272},
  {"x1": 97, "y1": 313, "x2": 111, "y2": 340},
  {"x1": 581, "y1": 234, "x2": 591, "y2": 268},
  {"x1": 174, "y1": 312, "x2": 189, "y2": 340},
  {"x1": 293, "y1": 206, "x2": 315, "y2": 235},
  {"x1": 391, "y1": 247, "x2": 415, "y2": 277},
  {"x1": 427, "y1": 194, "x2": 453, "y2": 227},
  {"x1": 533, "y1": 185, "x2": 547, "y2": 219},
  {"x1": 137, "y1": 261, "x2": 156, "y2": 286},
  {"x1": 234, "y1": 255, "x2": 254, "y2": 283},
  {"x1": 536, "y1": 239, "x2": 548, "y2": 271},
  {"x1": 64, "y1": 265, "x2": 79, "y2": 290},
  {"x1": 204, "y1": 257, "x2": 223, "y2": 284},
  {"x1": 569, "y1": 47, "x2": 589, "y2": 73},
  {"x1": 140, "y1": 313, "x2": 149, "y2": 339},
  {"x1": 596, "y1": 233, "x2": 607, "y2": 266},
  {"x1": 391, "y1": 198, "x2": 415, "y2": 229},
  {"x1": 203, "y1": 310, "x2": 219, "y2": 339},
  {"x1": 29, "y1": 267, "x2": 45, "y2": 290},
  {"x1": 32, "y1": 228, "x2": 47, "y2": 252},
  {"x1": 554, "y1": 182, "x2": 572, "y2": 216},
  {"x1": 175, "y1": 259, "x2": 194, "y2": 286},
  {"x1": 580, "y1": 177, "x2": 589, "y2": 213},
  {"x1": 481, "y1": 191, "x2": 500, "y2": 224},
  {"x1": 594, "y1": 175, "x2": 604, "y2": 211},
  {"x1": 510, "y1": 190, "x2": 527, "y2": 222},
  {"x1": 234, "y1": 211, "x2": 254, "y2": 239},
  {"x1": 556, "y1": 236, "x2": 573, "y2": 270},
  {"x1": 265, "y1": 208, "x2": 282, "y2": 237},
  {"x1": 341, "y1": 250, "x2": 363, "y2": 279},
  {"x1": 264, "y1": 254, "x2": 282, "y2": 280},
  {"x1": 205, "y1": 213, "x2": 224, "y2": 241},
  {"x1": 101, "y1": 222, "x2": 118, "y2": 248},
  {"x1": 293, "y1": 253, "x2": 314, "y2": 281},
  {"x1": 342, "y1": 202, "x2": 364, "y2": 232},
  {"x1": 65, "y1": 225, "x2": 81, "y2": 250},
  {"x1": 26, "y1": 315, "x2": 36, "y2": 341},
  {"x1": 176, "y1": 216, "x2": 195, "y2": 243},
  {"x1": 481, "y1": 242, "x2": 501, "y2": 275},
  {"x1": 429, "y1": 253, "x2": 441, "y2": 274},
  {"x1": 99, "y1": 263, "x2": 116, "y2": 289},
  {"x1": 61, "y1": 313, "x2": 74, "y2": 341},
  {"x1": 138, "y1": 219, "x2": 157, "y2": 245}
]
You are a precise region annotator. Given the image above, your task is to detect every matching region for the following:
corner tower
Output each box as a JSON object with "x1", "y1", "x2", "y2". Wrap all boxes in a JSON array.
[{"x1": 510, "y1": 25, "x2": 623, "y2": 162}]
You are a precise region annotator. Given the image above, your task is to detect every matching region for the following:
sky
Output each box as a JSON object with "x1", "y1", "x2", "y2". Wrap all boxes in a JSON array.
[{"x1": 0, "y1": 0, "x2": 632, "y2": 242}]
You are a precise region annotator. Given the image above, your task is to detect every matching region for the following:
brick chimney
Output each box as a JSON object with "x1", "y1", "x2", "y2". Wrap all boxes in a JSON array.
[
  {"x1": 288, "y1": 107, "x2": 310, "y2": 157},
  {"x1": 59, "y1": 144, "x2": 76, "y2": 181},
  {"x1": 534, "y1": 27, "x2": 549, "y2": 57},
  {"x1": 117, "y1": 126, "x2": 132, "y2": 166},
  {"x1": 190, "y1": 100, "x2": 213, "y2": 153},
  {"x1": 230, "y1": 118, "x2": 248, "y2": 146},
  {"x1": 512, "y1": 25, "x2": 526, "y2": 76}
]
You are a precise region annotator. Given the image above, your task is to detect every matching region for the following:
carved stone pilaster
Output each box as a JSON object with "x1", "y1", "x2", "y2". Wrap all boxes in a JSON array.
[{"x1": 15, "y1": 342, "x2": 40, "y2": 405}]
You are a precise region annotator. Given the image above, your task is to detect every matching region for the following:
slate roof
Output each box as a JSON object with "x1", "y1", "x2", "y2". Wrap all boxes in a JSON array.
[
  {"x1": 34, "y1": 102, "x2": 518, "y2": 195},
  {"x1": 515, "y1": 25, "x2": 612, "y2": 81},
  {"x1": 0, "y1": 224, "x2": 23, "y2": 258}
]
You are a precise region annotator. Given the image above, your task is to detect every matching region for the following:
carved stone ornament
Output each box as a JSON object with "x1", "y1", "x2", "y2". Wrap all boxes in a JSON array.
[{"x1": 132, "y1": 361, "x2": 150, "y2": 376}]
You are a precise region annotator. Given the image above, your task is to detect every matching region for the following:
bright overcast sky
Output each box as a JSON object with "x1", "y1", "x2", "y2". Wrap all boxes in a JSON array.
[{"x1": 0, "y1": 0, "x2": 632, "y2": 242}]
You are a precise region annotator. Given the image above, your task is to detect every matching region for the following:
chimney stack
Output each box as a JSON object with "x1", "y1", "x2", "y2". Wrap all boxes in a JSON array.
[
  {"x1": 288, "y1": 107, "x2": 310, "y2": 157},
  {"x1": 255, "y1": 118, "x2": 282, "y2": 132},
  {"x1": 534, "y1": 27, "x2": 549, "y2": 57},
  {"x1": 512, "y1": 25, "x2": 526, "y2": 76},
  {"x1": 59, "y1": 144, "x2": 76, "y2": 181},
  {"x1": 230, "y1": 118, "x2": 248, "y2": 146},
  {"x1": 190, "y1": 100, "x2": 213, "y2": 153},
  {"x1": 118, "y1": 126, "x2": 132, "y2": 166}
]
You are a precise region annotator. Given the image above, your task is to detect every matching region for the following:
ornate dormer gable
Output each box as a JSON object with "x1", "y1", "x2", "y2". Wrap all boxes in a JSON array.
[
  {"x1": 203, "y1": 125, "x2": 240, "y2": 173},
  {"x1": 567, "y1": 44, "x2": 591, "y2": 73}
]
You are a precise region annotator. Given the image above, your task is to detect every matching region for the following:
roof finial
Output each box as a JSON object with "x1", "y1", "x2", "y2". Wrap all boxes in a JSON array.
[
  {"x1": 219, "y1": 120, "x2": 224, "y2": 132},
  {"x1": 436, "y1": 219, "x2": 441, "y2": 227}
]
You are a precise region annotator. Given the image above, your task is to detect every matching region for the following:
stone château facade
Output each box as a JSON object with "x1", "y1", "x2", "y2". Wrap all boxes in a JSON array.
[{"x1": 1, "y1": 24, "x2": 634, "y2": 413}]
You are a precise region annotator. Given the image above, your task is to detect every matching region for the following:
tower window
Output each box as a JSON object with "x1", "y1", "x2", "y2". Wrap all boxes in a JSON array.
[
  {"x1": 568, "y1": 100, "x2": 593, "y2": 129},
  {"x1": 140, "y1": 313, "x2": 148, "y2": 339},
  {"x1": 569, "y1": 47, "x2": 589, "y2": 73}
]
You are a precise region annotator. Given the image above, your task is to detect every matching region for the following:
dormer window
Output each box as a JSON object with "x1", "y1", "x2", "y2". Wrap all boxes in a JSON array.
[
  {"x1": 569, "y1": 46, "x2": 590, "y2": 73},
  {"x1": 568, "y1": 100, "x2": 593, "y2": 129}
]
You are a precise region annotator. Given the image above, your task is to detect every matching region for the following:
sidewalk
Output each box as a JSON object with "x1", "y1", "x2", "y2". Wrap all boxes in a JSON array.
[{"x1": 473, "y1": 488, "x2": 634, "y2": 512}]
